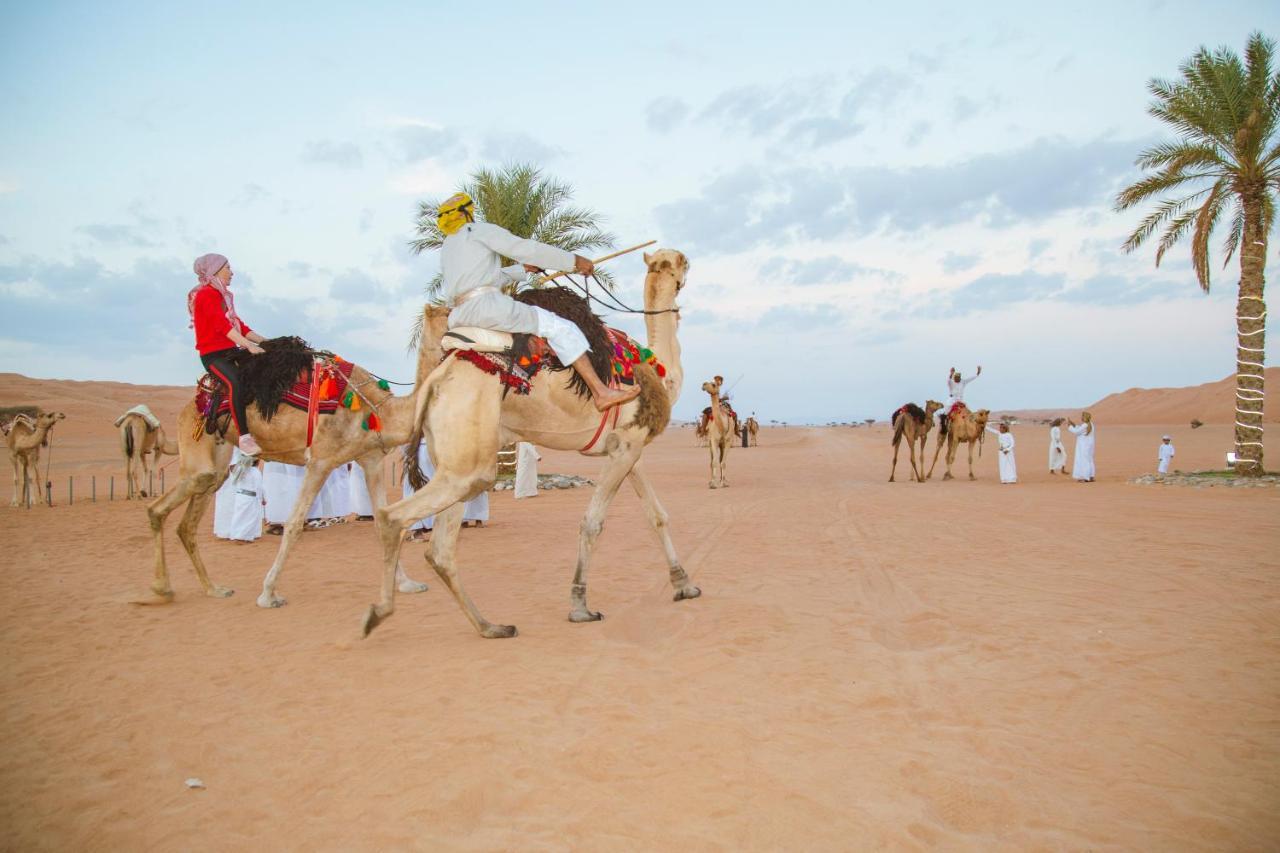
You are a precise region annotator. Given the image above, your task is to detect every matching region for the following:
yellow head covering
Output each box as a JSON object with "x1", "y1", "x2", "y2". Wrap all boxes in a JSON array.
[{"x1": 437, "y1": 192, "x2": 474, "y2": 236}]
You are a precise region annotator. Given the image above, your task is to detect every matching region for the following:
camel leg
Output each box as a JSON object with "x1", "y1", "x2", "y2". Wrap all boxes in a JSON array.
[
  {"x1": 256, "y1": 462, "x2": 334, "y2": 608},
  {"x1": 141, "y1": 474, "x2": 204, "y2": 602},
  {"x1": 889, "y1": 436, "x2": 899, "y2": 482},
  {"x1": 720, "y1": 441, "x2": 730, "y2": 487},
  {"x1": 707, "y1": 442, "x2": 718, "y2": 489},
  {"x1": 927, "y1": 431, "x2": 946, "y2": 480},
  {"x1": 355, "y1": 452, "x2": 428, "y2": 595},
  {"x1": 943, "y1": 438, "x2": 956, "y2": 481},
  {"x1": 175, "y1": 472, "x2": 234, "y2": 598},
  {"x1": 569, "y1": 442, "x2": 639, "y2": 622},
  {"x1": 628, "y1": 462, "x2": 700, "y2": 602},
  {"x1": 139, "y1": 450, "x2": 152, "y2": 498},
  {"x1": 968, "y1": 441, "x2": 976, "y2": 480},
  {"x1": 10, "y1": 454, "x2": 20, "y2": 507},
  {"x1": 30, "y1": 449, "x2": 48, "y2": 506}
]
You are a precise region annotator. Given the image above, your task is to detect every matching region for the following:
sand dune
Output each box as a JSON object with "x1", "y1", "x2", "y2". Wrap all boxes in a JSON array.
[{"x1": 1085, "y1": 367, "x2": 1280, "y2": 425}]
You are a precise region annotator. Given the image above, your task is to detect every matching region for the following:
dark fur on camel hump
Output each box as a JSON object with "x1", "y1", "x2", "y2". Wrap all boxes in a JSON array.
[{"x1": 514, "y1": 287, "x2": 612, "y2": 398}]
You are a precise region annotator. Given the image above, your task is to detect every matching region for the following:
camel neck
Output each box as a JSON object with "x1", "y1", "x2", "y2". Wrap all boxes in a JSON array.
[{"x1": 644, "y1": 291, "x2": 682, "y2": 400}]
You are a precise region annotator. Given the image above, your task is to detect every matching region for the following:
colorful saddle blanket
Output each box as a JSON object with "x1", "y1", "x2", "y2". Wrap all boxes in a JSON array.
[
  {"x1": 450, "y1": 327, "x2": 666, "y2": 396},
  {"x1": 195, "y1": 358, "x2": 356, "y2": 423},
  {"x1": 699, "y1": 400, "x2": 739, "y2": 433}
]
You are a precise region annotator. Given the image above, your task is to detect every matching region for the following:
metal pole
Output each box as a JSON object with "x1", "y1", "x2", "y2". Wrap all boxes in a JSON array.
[
  {"x1": 149, "y1": 471, "x2": 154, "y2": 496},
  {"x1": 69, "y1": 476, "x2": 73, "y2": 505},
  {"x1": 45, "y1": 480, "x2": 52, "y2": 507},
  {"x1": 110, "y1": 476, "x2": 114, "y2": 501},
  {"x1": 160, "y1": 469, "x2": 165, "y2": 495},
  {"x1": 92, "y1": 475, "x2": 96, "y2": 502}
]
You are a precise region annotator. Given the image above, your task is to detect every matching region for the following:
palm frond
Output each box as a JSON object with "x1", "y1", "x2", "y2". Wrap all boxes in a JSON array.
[
  {"x1": 1189, "y1": 179, "x2": 1226, "y2": 291},
  {"x1": 1220, "y1": 201, "x2": 1245, "y2": 267}
]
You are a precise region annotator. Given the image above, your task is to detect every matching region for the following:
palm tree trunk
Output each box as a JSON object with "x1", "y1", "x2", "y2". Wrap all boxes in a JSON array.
[{"x1": 1234, "y1": 197, "x2": 1268, "y2": 475}]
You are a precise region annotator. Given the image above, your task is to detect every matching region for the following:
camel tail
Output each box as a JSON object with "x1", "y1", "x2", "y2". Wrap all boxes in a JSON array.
[
  {"x1": 123, "y1": 422, "x2": 135, "y2": 459},
  {"x1": 890, "y1": 414, "x2": 905, "y2": 447},
  {"x1": 403, "y1": 369, "x2": 441, "y2": 492}
]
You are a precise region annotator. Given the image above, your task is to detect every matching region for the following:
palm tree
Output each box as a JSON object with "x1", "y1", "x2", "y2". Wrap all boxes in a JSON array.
[
  {"x1": 410, "y1": 162, "x2": 616, "y2": 299},
  {"x1": 1116, "y1": 32, "x2": 1279, "y2": 476}
]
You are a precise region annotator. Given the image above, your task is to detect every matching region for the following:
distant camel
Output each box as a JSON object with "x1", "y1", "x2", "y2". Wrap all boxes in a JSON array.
[
  {"x1": 701, "y1": 375, "x2": 735, "y2": 488},
  {"x1": 889, "y1": 400, "x2": 942, "y2": 483},
  {"x1": 6, "y1": 411, "x2": 65, "y2": 507},
  {"x1": 927, "y1": 404, "x2": 991, "y2": 481},
  {"x1": 117, "y1": 407, "x2": 178, "y2": 499},
  {"x1": 746, "y1": 416, "x2": 759, "y2": 446}
]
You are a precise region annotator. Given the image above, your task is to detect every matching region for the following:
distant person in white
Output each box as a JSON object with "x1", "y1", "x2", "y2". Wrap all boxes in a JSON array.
[
  {"x1": 308, "y1": 464, "x2": 350, "y2": 524},
  {"x1": 214, "y1": 450, "x2": 263, "y2": 541},
  {"x1": 936, "y1": 365, "x2": 982, "y2": 427},
  {"x1": 436, "y1": 191, "x2": 639, "y2": 412},
  {"x1": 1157, "y1": 435, "x2": 1175, "y2": 475},
  {"x1": 212, "y1": 448, "x2": 243, "y2": 537},
  {"x1": 514, "y1": 442, "x2": 541, "y2": 499},
  {"x1": 403, "y1": 442, "x2": 489, "y2": 539},
  {"x1": 1048, "y1": 418, "x2": 1068, "y2": 474},
  {"x1": 984, "y1": 422, "x2": 1017, "y2": 483},
  {"x1": 1067, "y1": 411, "x2": 1096, "y2": 482}
]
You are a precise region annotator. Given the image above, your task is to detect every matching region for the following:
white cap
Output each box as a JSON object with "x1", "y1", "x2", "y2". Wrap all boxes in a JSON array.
[{"x1": 1162, "y1": 434, "x2": 1171, "y2": 440}]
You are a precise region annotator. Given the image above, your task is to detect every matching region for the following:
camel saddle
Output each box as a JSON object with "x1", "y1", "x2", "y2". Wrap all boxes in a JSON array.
[
  {"x1": 442, "y1": 326, "x2": 657, "y2": 390},
  {"x1": 194, "y1": 358, "x2": 356, "y2": 436},
  {"x1": 938, "y1": 401, "x2": 968, "y2": 437}
]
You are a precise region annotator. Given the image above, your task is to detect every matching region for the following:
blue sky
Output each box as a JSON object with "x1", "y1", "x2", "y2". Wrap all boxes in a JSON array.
[{"x1": 1, "y1": 1, "x2": 1276, "y2": 422}]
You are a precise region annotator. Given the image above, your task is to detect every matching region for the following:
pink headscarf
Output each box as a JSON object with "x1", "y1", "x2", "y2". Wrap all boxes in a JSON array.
[{"x1": 187, "y1": 253, "x2": 243, "y2": 333}]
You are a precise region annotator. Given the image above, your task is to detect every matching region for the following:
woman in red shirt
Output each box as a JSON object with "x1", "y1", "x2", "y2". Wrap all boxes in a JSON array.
[{"x1": 189, "y1": 253, "x2": 266, "y2": 456}]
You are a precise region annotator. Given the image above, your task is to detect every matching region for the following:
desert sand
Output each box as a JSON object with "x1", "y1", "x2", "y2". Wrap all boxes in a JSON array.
[{"x1": 2, "y1": 373, "x2": 1279, "y2": 850}]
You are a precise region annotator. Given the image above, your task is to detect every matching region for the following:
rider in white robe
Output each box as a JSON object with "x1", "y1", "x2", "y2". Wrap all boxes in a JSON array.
[
  {"x1": 985, "y1": 425, "x2": 1017, "y2": 483},
  {"x1": 936, "y1": 365, "x2": 982, "y2": 427},
  {"x1": 1068, "y1": 414, "x2": 1097, "y2": 481},
  {"x1": 1048, "y1": 423, "x2": 1067, "y2": 472}
]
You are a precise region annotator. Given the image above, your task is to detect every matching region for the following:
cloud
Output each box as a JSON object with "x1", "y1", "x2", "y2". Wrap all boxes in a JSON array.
[
  {"x1": 657, "y1": 135, "x2": 1145, "y2": 253},
  {"x1": 646, "y1": 97, "x2": 690, "y2": 133},
  {"x1": 479, "y1": 133, "x2": 562, "y2": 164},
  {"x1": 0, "y1": 234, "x2": 9, "y2": 246},
  {"x1": 761, "y1": 254, "x2": 902, "y2": 285},
  {"x1": 1056, "y1": 274, "x2": 1179, "y2": 306},
  {"x1": 234, "y1": 183, "x2": 271, "y2": 206},
  {"x1": 358, "y1": 208, "x2": 374, "y2": 233},
  {"x1": 329, "y1": 268, "x2": 385, "y2": 302},
  {"x1": 0, "y1": 179, "x2": 17, "y2": 194},
  {"x1": 941, "y1": 252, "x2": 980, "y2": 274},
  {"x1": 394, "y1": 124, "x2": 464, "y2": 163},
  {"x1": 302, "y1": 140, "x2": 363, "y2": 169},
  {"x1": 1027, "y1": 238, "x2": 1051, "y2": 259},
  {"x1": 756, "y1": 302, "x2": 845, "y2": 331},
  {"x1": 74, "y1": 223, "x2": 158, "y2": 248}
]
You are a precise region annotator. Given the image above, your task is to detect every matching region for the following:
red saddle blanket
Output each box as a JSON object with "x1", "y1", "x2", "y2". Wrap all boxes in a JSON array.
[
  {"x1": 195, "y1": 359, "x2": 356, "y2": 419},
  {"x1": 947, "y1": 401, "x2": 969, "y2": 417}
]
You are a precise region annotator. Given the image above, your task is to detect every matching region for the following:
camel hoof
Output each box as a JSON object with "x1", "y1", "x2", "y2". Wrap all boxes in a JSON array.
[
  {"x1": 569, "y1": 609, "x2": 604, "y2": 623},
  {"x1": 131, "y1": 587, "x2": 174, "y2": 606},
  {"x1": 708, "y1": 481, "x2": 718, "y2": 489},
  {"x1": 256, "y1": 592, "x2": 287, "y2": 608},
  {"x1": 674, "y1": 585, "x2": 702, "y2": 602},
  {"x1": 361, "y1": 604, "x2": 390, "y2": 638},
  {"x1": 206, "y1": 586, "x2": 235, "y2": 599},
  {"x1": 968, "y1": 474, "x2": 975, "y2": 481},
  {"x1": 481, "y1": 624, "x2": 519, "y2": 638},
  {"x1": 943, "y1": 473, "x2": 953, "y2": 481},
  {"x1": 398, "y1": 579, "x2": 430, "y2": 594}
]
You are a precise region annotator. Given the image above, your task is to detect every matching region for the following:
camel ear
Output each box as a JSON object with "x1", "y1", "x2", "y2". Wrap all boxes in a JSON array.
[{"x1": 643, "y1": 252, "x2": 653, "y2": 266}]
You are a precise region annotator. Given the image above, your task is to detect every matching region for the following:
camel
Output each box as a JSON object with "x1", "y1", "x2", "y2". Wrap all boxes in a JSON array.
[
  {"x1": 6, "y1": 411, "x2": 65, "y2": 507},
  {"x1": 889, "y1": 400, "x2": 942, "y2": 483},
  {"x1": 701, "y1": 375, "x2": 735, "y2": 489},
  {"x1": 746, "y1": 416, "x2": 759, "y2": 447},
  {"x1": 140, "y1": 309, "x2": 454, "y2": 606},
  {"x1": 363, "y1": 248, "x2": 698, "y2": 639},
  {"x1": 118, "y1": 409, "x2": 178, "y2": 499},
  {"x1": 927, "y1": 405, "x2": 991, "y2": 481}
]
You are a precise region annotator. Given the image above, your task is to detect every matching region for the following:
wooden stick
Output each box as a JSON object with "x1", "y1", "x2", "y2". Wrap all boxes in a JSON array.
[{"x1": 532, "y1": 240, "x2": 656, "y2": 286}]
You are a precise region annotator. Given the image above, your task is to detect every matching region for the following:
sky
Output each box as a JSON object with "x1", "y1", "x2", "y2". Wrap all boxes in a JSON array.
[{"x1": 1, "y1": 1, "x2": 1277, "y2": 423}]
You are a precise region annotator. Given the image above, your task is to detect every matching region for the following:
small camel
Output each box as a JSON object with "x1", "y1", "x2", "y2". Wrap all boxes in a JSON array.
[
  {"x1": 889, "y1": 400, "x2": 942, "y2": 483},
  {"x1": 6, "y1": 411, "x2": 65, "y2": 507},
  {"x1": 140, "y1": 310, "x2": 453, "y2": 606},
  {"x1": 927, "y1": 405, "x2": 991, "y2": 481},
  {"x1": 364, "y1": 249, "x2": 698, "y2": 639},
  {"x1": 701, "y1": 375, "x2": 735, "y2": 488},
  {"x1": 118, "y1": 409, "x2": 178, "y2": 499},
  {"x1": 746, "y1": 416, "x2": 759, "y2": 447}
]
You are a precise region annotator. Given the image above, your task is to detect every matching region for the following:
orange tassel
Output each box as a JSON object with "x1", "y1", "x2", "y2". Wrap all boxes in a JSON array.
[{"x1": 349, "y1": 394, "x2": 362, "y2": 412}]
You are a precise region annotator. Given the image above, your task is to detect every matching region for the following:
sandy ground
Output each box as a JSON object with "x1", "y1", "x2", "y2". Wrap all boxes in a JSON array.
[{"x1": 2, "y1": 393, "x2": 1279, "y2": 850}]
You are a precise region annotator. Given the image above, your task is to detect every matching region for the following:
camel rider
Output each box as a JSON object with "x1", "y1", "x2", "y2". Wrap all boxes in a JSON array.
[
  {"x1": 189, "y1": 253, "x2": 267, "y2": 456},
  {"x1": 936, "y1": 365, "x2": 981, "y2": 429},
  {"x1": 437, "y1": 192, "x2": 640, "y2": 411}
]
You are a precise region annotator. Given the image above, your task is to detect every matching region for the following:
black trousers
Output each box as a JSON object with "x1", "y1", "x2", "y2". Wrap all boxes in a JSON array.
[{"x1": 201, "y1": 348, "x2": 248, "y2": 434}]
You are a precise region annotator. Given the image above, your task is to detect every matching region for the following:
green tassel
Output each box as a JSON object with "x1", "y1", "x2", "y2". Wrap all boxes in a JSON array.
[
  {"x1": 343, "y1": 390, "x2": 354, "y2": 408},
  {"x1": 376, "y1": 378, "x2": 390, "y2": 391},
  {"x1": 361, "y1": 415, "x2": 370, "y2": 431}
]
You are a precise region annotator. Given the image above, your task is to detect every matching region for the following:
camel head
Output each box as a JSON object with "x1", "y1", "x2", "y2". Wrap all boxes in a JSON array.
[
  {"x1": 925, "y1": 400, "x2": 943, "y2": 417},
  {"x1": 700, "y1": 380, "x2": 719, "y2": 397},
  {"x1": 974, "y1": 409, "x2": 991, "y2": 431},
  {"x1": 37, "y1": 411, "x2": 65, "y2": 429},
  {"x1": 643, "y1": 249, "x2": 689, "y2": 302}
]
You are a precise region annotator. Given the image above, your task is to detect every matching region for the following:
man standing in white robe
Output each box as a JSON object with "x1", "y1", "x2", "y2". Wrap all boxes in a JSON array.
[
  {"x1": 1048, "y1": 419, "x2": 1067, "y2": 474},
  {"x1": 514, "y1": 442, "x2": 541, "y2": 499},
  {"x1": 348, "y1": 462, "x2": 375, "y2": 519},
  {"x1": 213, "y1": 448, "x2": 243, "y2": 538},
  {"x1": 227, "y1": 461, "x2": 264, "y2": 541},
  {"x1": 1157, "y1": 435, "x2": 1175, "y2": 475},
  {"x1": 1067, "y1": 412, "x2": 1096, "y2": 482},
  {"x1": 309, "y1": 464, "x2": 350, "y2": 523},
  {"x1": 403, "y1": 442, "x2": 489, "y2": 538},
  {"x1": 985, "y1": 423, "x2": 1017, "y2": 483},
  {"x1": 262, "y1": 461, "x2": 305, "y2": 534},
  {"x1": 435, "y1": 191, "x2": 640, "y2": 412}
]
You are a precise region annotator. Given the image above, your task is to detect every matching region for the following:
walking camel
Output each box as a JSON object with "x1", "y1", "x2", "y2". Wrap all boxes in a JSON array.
[
  {"x1": 363, "y1": 248, "x2": 699, "y2": 639},
  {"x1": 927, "y1": 405, "x2": 991, "y2": 481},
  {"x1": 6, "y1": 411, "x2": 65, "y2": 507},
  {"x1": 746, "y1": 416, "x2": 759, "y2": 446},
  {"x1": 701, "y1": 375, "x2": 735, "y2": 488},
  {"x1": 889, "y1": 400, "x2": 942, "y2": 482},
  {"x1": 139, "y1": 308, "x2": 454, "y2": 607},
  {"x1": 118, "y1": 408, "x2": 178, "y2": 499}
]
